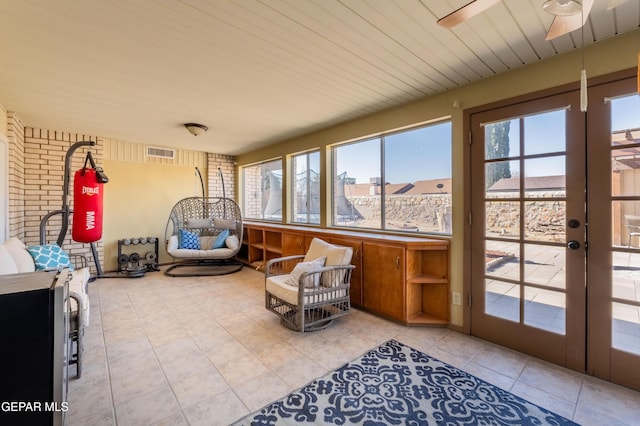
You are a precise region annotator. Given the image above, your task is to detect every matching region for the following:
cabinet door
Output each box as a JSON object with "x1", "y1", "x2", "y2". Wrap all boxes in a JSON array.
[
  {"x1": 282, "y1": 232, "x2": 306, "y2": 256},
  {"x1": 329, "y1": 237, "x2": 363, "y2": 306},
  {"x1": 362, "y1": 242, "x2": 405, "y2": 321}
]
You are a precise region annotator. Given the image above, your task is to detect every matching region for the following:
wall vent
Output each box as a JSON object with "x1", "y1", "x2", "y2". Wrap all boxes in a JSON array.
[{"x1": 146, "y1": 146, "x2": 175, "y2": 159}]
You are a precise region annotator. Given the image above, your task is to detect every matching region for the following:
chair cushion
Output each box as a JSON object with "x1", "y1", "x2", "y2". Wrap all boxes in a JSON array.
[
  {"x1": 304, "y1": 238, "x2": 353, "y2": 287},
  {"x1": 266, "y1": 273, "x2": 347, "y2": 306},
  {"x1": 214, "y1": 218, "x2": 236, "y2": 229},
  {"x1": 286, "y1": 256, "x2": 326, "y2": 287},
  {"x1": 3, "y1": 237, "x2": 36, "y2": 273},
  {"x1": 225, "y1": 235, "x2": 240, "y2": 251},
  {"x1": 186, "y1": 218, "x2": 212, "y2": 229},
  {"x1": 26, "y1": 244, "x2": 74, "y2": 271},
  {"x1": 179, "y1": 230, "x2": 200, "y2": 249},
  {"x1": 0, "y1": 244, "x2": 19, "y2": 274},
  {"x1": 212, "y1": 229, "x2": 230, "y2": 249}
]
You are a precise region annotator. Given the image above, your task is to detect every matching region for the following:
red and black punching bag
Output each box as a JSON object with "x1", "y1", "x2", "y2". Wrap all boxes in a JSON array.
[{"x1": 72, "y1": 152, "x2": 107, "y2": 243}]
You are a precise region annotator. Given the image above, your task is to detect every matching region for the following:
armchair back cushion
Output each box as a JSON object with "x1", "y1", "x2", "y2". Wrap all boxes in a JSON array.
[{"x1": 303, "y1": 238, "x2": 353, "y2": 287}]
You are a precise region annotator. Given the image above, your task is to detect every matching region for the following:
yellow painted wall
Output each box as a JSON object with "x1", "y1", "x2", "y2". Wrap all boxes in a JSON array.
[
  {"x1": 0, "y1": 104, "x2": 7, "y2": 135},
  {"x1": 102, "y1": 160, "x2": 206, "y2": 272},
  {"x1": 235, "y1": 30, "x2": 640, "y2": 327}
]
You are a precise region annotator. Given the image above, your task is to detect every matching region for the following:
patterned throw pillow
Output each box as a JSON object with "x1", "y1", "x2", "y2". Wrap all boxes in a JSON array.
[
  {"x1": 178, "y1": 230, "x2": 200, "y2": 250},
  {"x1": 212, "y1": 229, "x2": 229, "y2": 249},
  {"x1": 286, "y1": 256, "x2": 326, "y2": 288},
  {"x1": 26, "y1": 244, "x2": 74, "y2": 271}
]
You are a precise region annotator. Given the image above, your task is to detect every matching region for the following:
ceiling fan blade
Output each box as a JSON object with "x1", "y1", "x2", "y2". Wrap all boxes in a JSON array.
[
  {"x1": 545, "y1": 0, "x2": 594, "y2": 41},
  {"x1": 437, "y1": 0, "x2": 501, "y2": 28}
]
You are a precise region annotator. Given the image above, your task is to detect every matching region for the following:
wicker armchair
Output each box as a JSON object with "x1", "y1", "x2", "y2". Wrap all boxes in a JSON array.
[{"x1": 265, "y1": 238, "x2": 354, "y2": 332}]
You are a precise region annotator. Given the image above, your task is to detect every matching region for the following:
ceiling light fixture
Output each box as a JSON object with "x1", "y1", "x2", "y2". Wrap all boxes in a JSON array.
[
  {"x1": 542, "y1": 0, "x2": 582, "y2": 16},
  {"x1": 184, "y1": 123, "x2": 208, "y2": 136}
]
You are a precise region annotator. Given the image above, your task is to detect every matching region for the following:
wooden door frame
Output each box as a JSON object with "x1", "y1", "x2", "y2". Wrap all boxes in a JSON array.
[{"x1": 462, "y1": 68, "x2": 638, "y2": 335}]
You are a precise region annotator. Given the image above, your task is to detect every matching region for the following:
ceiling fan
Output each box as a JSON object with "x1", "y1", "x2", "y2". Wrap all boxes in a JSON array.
[{"x1": 437, "y1": 0, "x2": 628, "y2": 40}]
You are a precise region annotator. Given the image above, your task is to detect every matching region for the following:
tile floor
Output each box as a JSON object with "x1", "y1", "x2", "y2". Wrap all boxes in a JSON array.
[{"x1": 67, "y1": 267, "x2": 640, "y2": 425}]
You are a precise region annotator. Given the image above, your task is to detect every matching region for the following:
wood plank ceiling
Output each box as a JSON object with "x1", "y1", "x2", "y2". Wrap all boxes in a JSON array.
[{"x1": 0, "y1": 0, "x2": 638, "y2": 155}]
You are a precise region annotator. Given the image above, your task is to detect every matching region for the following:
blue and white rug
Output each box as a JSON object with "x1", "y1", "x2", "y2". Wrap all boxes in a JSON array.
[{"x1": 234, "y1": 339, "x2": 578, "y2": 425}]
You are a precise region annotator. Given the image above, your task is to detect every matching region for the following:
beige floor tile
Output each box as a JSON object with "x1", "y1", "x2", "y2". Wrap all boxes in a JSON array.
[
  {"x1": 66, "y1": 266, "x2": 640, "y2": 425},
  {"x1": 171, "y1": 370, "x2": 230, "y2": 409},
  {"x1": 183, "y1": 389, "x2": 250, "y2": 426},
  {"x1": 234, "y1": 371, "x2": 293, "y2": 411},
  {"x1": 114, "y1": 384, "x2": 181, "y2": 426}
]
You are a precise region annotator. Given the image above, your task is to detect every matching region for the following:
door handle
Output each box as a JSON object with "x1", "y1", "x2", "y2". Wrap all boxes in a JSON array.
[{"x1": 567, "y1": 240, "x2": 580, "y2": 250}]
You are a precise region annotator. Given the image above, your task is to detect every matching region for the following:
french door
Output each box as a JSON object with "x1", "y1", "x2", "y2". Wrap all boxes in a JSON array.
[{"x1": 469, "y1": 74, "x2": 640, "y2": 390}]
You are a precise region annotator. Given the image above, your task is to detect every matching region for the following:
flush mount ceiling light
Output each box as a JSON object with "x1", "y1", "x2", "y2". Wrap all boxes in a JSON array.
[
  {"x1": 184, "y1": 123, "x2": 208, "y2": 136},
  {"x1": 542, "y1": 0, "x2": 582, "y2": 16}
]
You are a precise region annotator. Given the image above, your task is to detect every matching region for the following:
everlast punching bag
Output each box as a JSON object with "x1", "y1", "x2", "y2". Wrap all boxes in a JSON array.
[{"x1": 72, "y1": 152, "x2": 108, "y2": 243}]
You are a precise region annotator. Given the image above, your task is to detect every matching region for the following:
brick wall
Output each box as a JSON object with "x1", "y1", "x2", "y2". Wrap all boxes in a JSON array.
[
  {"x1": 22, "y1": 129, "x2": 104, "y2": 267},
  {"x1": 7, "y1": 112, "x2": 25, "y2": 239},
  {"x1": 207, "y1": 153, "x2": 235, "y2": 200}
]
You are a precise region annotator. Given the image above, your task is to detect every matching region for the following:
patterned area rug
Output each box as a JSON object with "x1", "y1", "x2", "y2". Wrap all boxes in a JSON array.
[{"x1": 234, "y1": 339, "x2": 578, "y2": 425}]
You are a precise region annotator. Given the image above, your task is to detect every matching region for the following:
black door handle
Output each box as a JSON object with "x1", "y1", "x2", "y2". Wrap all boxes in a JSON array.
[{"x1": 567, "y1": 240, "x2": 580, "y2": 250}]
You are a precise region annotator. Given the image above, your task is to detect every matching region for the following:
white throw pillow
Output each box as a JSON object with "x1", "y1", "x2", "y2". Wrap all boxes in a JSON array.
[
  {"x1": 304, "y1": 238, "x2": 353, "y2": 287},
  {"x1": 186, "y1": 218, "x2": 212, "y2": 229},
  {"x1": 225, "y1": 235, "x2": 240, "y2": 251},
  {"x1": 286, "y1": 256, "x2": 326, "y2": 288}
]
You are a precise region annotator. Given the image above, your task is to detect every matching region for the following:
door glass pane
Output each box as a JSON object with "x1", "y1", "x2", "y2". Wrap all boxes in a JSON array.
[
  {"x1": 612, "y1": 147, "x2": 640, "y2": 197},
  {"x1": 524, "y1": 286, "x2": 566, "y2": 335},
  {"x1": 524, "y1": 156, "x2": 566, "y2": 198},
  {"x1": 611, "y1": 94, "x2": 640, "y2": 147},
  {"x1": 524, "y1": 201, "x2": 565, "y2": 243},
  {"x1": 485, "y1": 201, "x2": 519, "y2": 239},
  {"x1": 612, "y1": 201, "x2": 640, "y2": 247},
  {"x1": 485, "y1": 278, "x2": 520, "y2": 322},
  {"x1": 524, "y1": 109, "x2": 566, "y2": 156},
  {"x1": 486, "y1": 240, "x2": 519, "y2": 281},
  {"x1": 524, "y1": 244, "x2": 565, "y2": 289},
  {"x1": 486, "y1": 160, "x2": 520, "y2": 197},
  {"x1": 612, "y1": 251, "x2": 640, "y2": 301},
  {"x1": 485, "y1": 119, "x2": 519, "y2": 159},
  {"x1": 612, "y1": 302, "x2": 640, "y2": 355}
]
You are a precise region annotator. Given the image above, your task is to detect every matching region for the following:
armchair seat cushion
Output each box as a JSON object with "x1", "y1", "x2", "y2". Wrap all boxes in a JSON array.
[{"x1": 266, "y1": 273, "x2": 347, "y2": 306}]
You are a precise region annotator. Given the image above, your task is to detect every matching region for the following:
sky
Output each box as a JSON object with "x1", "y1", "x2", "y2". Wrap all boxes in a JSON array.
[{"x1": 334, "y1": 121, "x2": 452, "y2": 184}]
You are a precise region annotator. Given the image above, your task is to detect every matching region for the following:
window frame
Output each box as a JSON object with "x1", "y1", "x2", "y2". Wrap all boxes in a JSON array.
[
  {"x1": 241, "y1": 158, "x2": 283, "y2": 222},
  {"x1": 330, "y1": 120, "x2": 453, "y2": 236}
]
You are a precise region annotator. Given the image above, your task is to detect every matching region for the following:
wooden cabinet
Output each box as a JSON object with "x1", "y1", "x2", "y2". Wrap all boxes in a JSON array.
[
  {"x1": 282, "y1": 232, "x2": 306, "y2": 256},
  {"x1": 240, "y1": 222, "x2": 450, "y2": 326},
  {"x1": 362, "y1": 242, "x2": 405, "y2": 321}
]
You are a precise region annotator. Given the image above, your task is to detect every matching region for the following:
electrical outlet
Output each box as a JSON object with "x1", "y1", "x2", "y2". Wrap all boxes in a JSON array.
[{"x1": 452, "y1": 292, "x2": 462, "y2": 306}]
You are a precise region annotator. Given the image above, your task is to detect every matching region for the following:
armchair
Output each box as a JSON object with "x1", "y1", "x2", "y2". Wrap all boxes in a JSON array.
[{"x1": 265, "y1": 238, "x2": 354, "y2": 332}]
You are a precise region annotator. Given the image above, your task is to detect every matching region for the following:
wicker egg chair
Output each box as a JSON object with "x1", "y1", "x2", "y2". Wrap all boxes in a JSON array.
[{"x1": 164, "y1": 197, "x2": 243, "y2": 276}]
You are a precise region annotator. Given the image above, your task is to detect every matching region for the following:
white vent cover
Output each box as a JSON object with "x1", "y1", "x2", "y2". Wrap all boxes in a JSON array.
[{"x1": 146, "y1": 146, "x2": 175, "y2": 159}]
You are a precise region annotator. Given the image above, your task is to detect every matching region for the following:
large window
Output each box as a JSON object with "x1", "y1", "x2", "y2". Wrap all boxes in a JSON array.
[
  {"x1": 291, "y1": 150, "x2": 320, "y2": 224},
  {"x1": 332, "y1": 121, "x2": 452, "y2": 234},
  {"x1": 242, "y1": 159, "x2": 282, "y2": 221}
]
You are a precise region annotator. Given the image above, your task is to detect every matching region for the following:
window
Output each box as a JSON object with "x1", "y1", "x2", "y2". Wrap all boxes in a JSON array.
[
  {"x1": 291, "y1": 150, "x2": 320, "y2": 224},
  {"x1": 242, "y1": 159, "x2": 283, "y2": 221},
  {"x1": 332, "y1": 121, "x2": 452, "y2": 234}
]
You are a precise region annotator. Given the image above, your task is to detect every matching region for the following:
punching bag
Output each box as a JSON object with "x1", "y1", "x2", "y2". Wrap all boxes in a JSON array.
[{"x1": 72, "y1": 152, "x2": 108, "y2": 243}]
